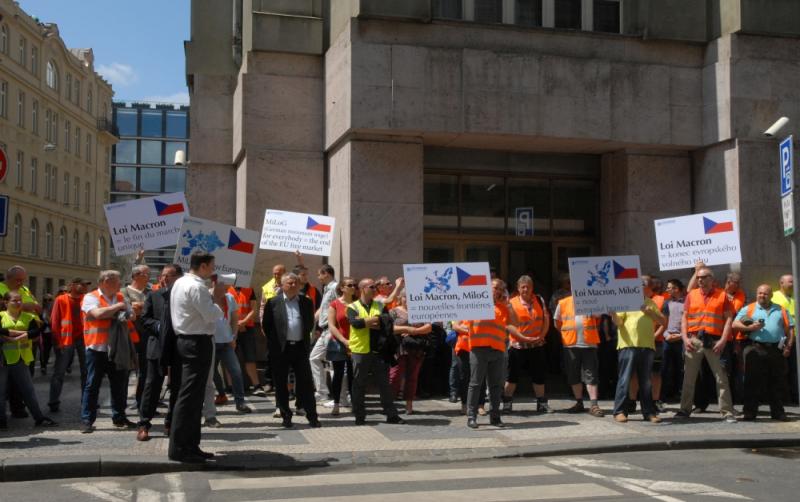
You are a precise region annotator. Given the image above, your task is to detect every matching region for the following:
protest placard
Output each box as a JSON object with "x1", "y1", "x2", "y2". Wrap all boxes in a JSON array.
[
  {"x1": 104, "y1": 192, "x2": 188, "y2": 256},
  {"x1": 259, "y1": 210, "x2": 335, "y2": 257},
  {"x1": 654, "y1": 209, "x2": 741, "y2": 271},
  {"x1": 173, "y1": 216, "x2": 259, "y2": 287},
  {"x1": 568, "y1": 255, "x2": 644, "y2": 316},
  {"x1": 403, "y1": 262, "x2": 495, "y2": 323}
]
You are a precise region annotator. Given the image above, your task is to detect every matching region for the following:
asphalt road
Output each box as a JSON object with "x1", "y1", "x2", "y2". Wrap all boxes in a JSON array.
[{"x1": 1, "y1": 447, "x2": 797, "y2": 501}]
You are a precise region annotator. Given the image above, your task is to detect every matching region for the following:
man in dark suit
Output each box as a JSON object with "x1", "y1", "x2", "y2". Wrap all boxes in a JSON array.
[
  {"x1": 262, "y1": 272, "x2": 321, "y2": 428},
  {"x1": 137, "y1": 264, "x2": 183, "y2": 441}
]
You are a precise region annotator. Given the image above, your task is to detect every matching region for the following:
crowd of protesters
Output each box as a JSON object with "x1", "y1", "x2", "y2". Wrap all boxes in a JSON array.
[{"x1": 0, "y1": 255, "x2": 796, "y2": 462}]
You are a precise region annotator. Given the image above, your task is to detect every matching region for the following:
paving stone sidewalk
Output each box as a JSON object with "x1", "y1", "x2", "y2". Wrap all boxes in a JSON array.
[{"x1": 1, "y1": 371, "x2": 798, "y2": 480}]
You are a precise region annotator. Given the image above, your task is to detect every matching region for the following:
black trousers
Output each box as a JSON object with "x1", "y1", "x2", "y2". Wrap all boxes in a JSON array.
[
  {"x1": 743, "y1": 343, "x2": 788, "y2": 417},
  {"x1": 168, "y1": 335, "x2": 213, "y2": 459},
  {"x1": 138, "y1": 358, "x2": 165, "y2": 427},
  {"x1": 270, "y1": 341, "x2": 318, "y2": 422},
  {"x1": 134, "y1": 340, "x2": 148, "y2": 407}
]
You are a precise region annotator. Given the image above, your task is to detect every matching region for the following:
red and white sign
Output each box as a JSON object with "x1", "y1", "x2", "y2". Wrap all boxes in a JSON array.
[{"x1": 0, "y1": 147, "x2": 7, "y2": 184}]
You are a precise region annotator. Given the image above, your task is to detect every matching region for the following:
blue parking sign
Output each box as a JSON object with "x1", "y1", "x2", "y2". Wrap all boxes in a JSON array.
[
  {"x1": 780, "y1": 135, "x2": 793, "y2": 197},
  {"x1": 0, "y1": 195, "x2": 7, "y2": 237}
]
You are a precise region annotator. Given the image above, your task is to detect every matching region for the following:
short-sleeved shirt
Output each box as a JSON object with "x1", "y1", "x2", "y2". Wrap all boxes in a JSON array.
[
  {"x1": 616, "y1": 298, "x2": 658, "y2": 350},
  {"x1": 329, "y1": 298, "x2": 350, "y2": 340},
  {"x1": 214, "y1": 293, "x2": 237, "y2": 344},
  {"x1": 663, "y1": 297, "x2": 685, "y2": 334},
  {"x1": 735, "y1": 302, "x2": 792, "y2": 344},
  {"x1": 82, "y1": 291, "x2": 133, "y2": 352}
]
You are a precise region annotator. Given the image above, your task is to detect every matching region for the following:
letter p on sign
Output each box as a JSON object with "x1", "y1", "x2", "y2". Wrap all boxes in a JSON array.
[{"x1": 780, "y1": 136, "x2": 793, "y2": 197}]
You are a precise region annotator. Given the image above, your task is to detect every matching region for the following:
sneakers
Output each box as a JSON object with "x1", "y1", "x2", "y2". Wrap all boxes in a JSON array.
[
  {"x1": 673, "y1": 410, "x2": 691, "y2": 419},
  {"x1": 501, "y1": 399, "x2": 513, "y2": 414},
  {"x1": 724, "y1": 415, "x2": 737, "y2": 424},
  {"x1": 295, "y1": 407, "x2": 306, "y2": 417},
  {"x1": 490, "y1": 417, "x2": 506, "y2": 428},
  {"x1": 655, "y1": 400, "x2": 666, "y2": 413},
  {"x1": 80, "y1": 423, "x2": 95, "y2": 434},
  {"x1": 467, "y1": 417, "x2": 478, "y2": 429},
  {"x1": 35, "y1": 417, "x2": 58, "y2": 427},
  {"x1": 236, "y1": 403, "x2": 253, "y2": 414},
  {"x1": 273, "y1": 410, "x2": 282, "y2": 418},
  {"x1": 113, "y1": 419, "x2": 137, "y2": 429},
  {"x1": 331, "y1": 404, "x2": 340, "y2": 416},
  {"x1": 536, "y1": 401, "x2": 554, "y2": 414},
  {"x1": 314, "y1": 392, "x2": 327, "y2": 402},
  {"x1": 589, "y1": 405, "x2": 604, "y2": 418},
  {"x1": 565, "y1": 401, "x2": 586, "y2": 414},
  {"x1": 322, "y1": 400, "x2": 337, "y2": 408},
  {"x1": 448, "y1": 395, "x2": 459, "y2": 403},
  {"x1": 614, "y1": 413, "x2": 628, "y2": 423},
  {"x1": 252, "y1": 385, "x2": 268, "y2": 398},
  {"x1": 204, "y1": 417, "x2": 222, "y2": 428},
  {"x1": 214, "y1": 394, "x2": 229, "y2": 406},
  {"x1": 386, "y1": 415, "x2": 406, "y2": 425}
]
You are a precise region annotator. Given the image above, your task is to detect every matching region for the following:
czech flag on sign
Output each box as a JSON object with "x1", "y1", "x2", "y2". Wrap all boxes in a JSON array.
[
  {"x1": 306, "y1": 217, "x2": 331, "y2": 233},
  {"x1": 703, "y1": 216, "x2": 733, "y2": 234},
  {"x1": 456, "y1": 267, "x2": 487, "y2": 286},
  {"x1": 613, "y1": 261, "x2": 639, "y2": 280},
  {"x1": 154, "y1": 199, "x2": 185, "y2": 216},
  {"x1": 228, "y1": 230, "x2": 254, "y2": 254}
]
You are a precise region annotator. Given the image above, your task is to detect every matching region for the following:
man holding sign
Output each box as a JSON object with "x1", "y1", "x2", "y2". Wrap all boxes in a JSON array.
[{"x1": 674, "y1": 266, "x2": 737, "y2": 423}]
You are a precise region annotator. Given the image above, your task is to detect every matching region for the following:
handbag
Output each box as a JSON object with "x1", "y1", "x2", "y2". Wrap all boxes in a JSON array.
[{"x1": 326, "y1": 335, "x2": 347, "y2": 361}]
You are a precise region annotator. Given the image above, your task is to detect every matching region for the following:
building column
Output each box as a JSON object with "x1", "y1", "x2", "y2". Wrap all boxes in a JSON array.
[{"x1": 328, "y1": 139, "x2": 424, "y2": 280}]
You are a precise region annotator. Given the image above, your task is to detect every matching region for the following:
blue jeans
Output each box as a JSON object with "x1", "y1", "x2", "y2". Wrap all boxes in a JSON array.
[
  {"x1": 214, "y1": 343, "x2": 245, "y2": 405},
  {"x1": 80, "y1": 349, "x2": 130, "y2": 425},
  {"x1": 48, "y1": 338, "x2": 87, "y2": 409},
  {"x1": 449, "y1": 347, "x2": 460, "y2": 397},
  {"x1": 0, "y1": 361, "x2": 45, "y2": 422},
  {"x1": 613, "y1": 347, "x2": 656, "y2": 418}
]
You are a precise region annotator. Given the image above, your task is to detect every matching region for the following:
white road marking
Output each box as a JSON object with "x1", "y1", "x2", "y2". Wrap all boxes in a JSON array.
[
  {"x1": 209, "y1": 465, "x2": 560, "y2": 491},
  {"x1": 65, "y1": 481, "x2": 132, "y2": 502},
  {"x1": 619, "y1": 478, "x2": 750, "y2": 500},
  {"x1": 135, "y1": 488, "x2": 163, "y2": 502},
  {"x1": 164, "y1": 473, "x2": 186, "y2": 502},
  {"x1": 550, "y1": 460, "x2": 684, "y2": 502},
  {"x1": 241, "y1": 483, "x2": 620, "y2": 502}
]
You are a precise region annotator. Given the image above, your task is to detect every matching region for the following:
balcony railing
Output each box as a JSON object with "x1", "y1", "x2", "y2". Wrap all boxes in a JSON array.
[{"x1": 96, "y1": 118, "x2": 118, "y2": 137}]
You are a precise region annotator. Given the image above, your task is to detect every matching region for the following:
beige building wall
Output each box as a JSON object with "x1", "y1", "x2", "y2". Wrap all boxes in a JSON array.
[{"x1": 0, "y1": 0, "x2": 115, "y2": 299}]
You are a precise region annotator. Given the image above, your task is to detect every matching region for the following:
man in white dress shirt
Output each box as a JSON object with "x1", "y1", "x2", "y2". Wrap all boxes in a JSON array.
[{"x1": 168, "y1": 252, "x2": 223, "y2": 463}]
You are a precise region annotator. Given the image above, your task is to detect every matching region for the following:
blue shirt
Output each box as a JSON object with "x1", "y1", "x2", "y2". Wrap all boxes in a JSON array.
[
  {"x1": 283, "y1": 293, "x2": 303, "y2": 342},
  {"x1": 735, "y1": 302, "x2": 792, "y2": 344}
]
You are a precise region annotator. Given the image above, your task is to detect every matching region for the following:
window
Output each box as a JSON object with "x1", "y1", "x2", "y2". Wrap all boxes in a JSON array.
[
  {"x1": 474, "y1": 0, "x2": 502, "y2": 23},
  {"x1": 18, "y1": 36, "x2": 26, "y2": 67},
  {"x1": 516, "y1": 0, "x2": 542, "y2": 27},
  {"x1": 433, "y1": 0, "x2": 463, "y2": 19},
  {"x1": 113, "y1": 166, "x2": 137, "y2": 191},
  {"x1": 165, "y1": 168, "x2": 186, "y2": 193},
  {"x1": 141, "y1": 109, "x2": 163, "y2": 137},
  {"x1": 17, "y1": 91, "x2": 25, "y2": 127},
  {"x1": 165, "y1": 111, "x2": 188, "y2": 138},
  {"x1": 84, "y1": 181, "x2": 91, "y2": 213},
  {"x1": 85, "y1": 134, "x2": 92, "y2": 162},
  {"x1": 87, "y1": 88, "x2": 93, "y2": 114},
  {"x1": 30, "y1": 157, "x2": 37, "y2": 194},
  {"x1": 0, "y1": 80, "x2": 7, "y2": 118},
  {"x1": 165, "y1": 142, "x2": 187, "y2": 166},
  {"x1": 32, "y1": 99, "x2": 38, "y2": 134},
  {"x1": 45, "y1": 223, "x2": 53, "y2": 259},
  {"x1": 83, "y1": 232, "x2": 90, "y2": 265},
  {"x1": 141, "y1": 140, "x2": 162, "y2": 164},
  {"x1": 75, "y1": 127, "x2": 81, "y2": 158},
  {"x1": 74, "y1": 80, "x2": 81, "y2": 107},
  {"x1": 58, "y1": 226, "x2": 66, "y2": 260},
  {"x1": 114, "y1": 139, "x2": 137, "y2": 163},
  {"x1": 63, "y1": 172, "x2": 70, "y2": 205},
  {"x1": 65, "y1": 73, "x2": 72, "y2": 101},
  {"x1": 64, "y1": 121, "x2": 71, "y2": 152},
  {"x1": 46, "y1": 61, "x2": 59, "y2": 89},
  {"x1": 73, "y1": 177, "x2": 80, "y2": 210},
  {"x1": 0, "y1": 25, "x2": 6, "y2": 54},
  {"x1": 13, "y1": 214, "x2": 22, "y2": 253},
  {"x1": 44, "y1": 109, "x2": 51, "y2": 140},
  {"x1": 44, "y1": 164, "x2": 51, "y2": 198},
  {"x1": 97, "y1": 236, "x2": 106, "y2": 268},
  {"x1": 72, "y1": 229, "x2": 79, "y2": 263},
  {"x1": 15, "y1": 150, "x2": 24, "y2": 188},
  {"x1": 140, "y1": 167, "x2": 162, "y2": 192},
  {"x1": 593, "y1": 0, "x2": 620, "y2": 33},
  {"x1": 50, "y1": 166, "x2": 57, "y2": 201},
  {"x1": 51, "y1": 113, "x2": 58, "y2": 145},
  {"x1": 31, "y1": 46, "x2": 38, "y2": 76},
  {"x1": 554, "y1": 0, "x2": 581, "y2": 29},
  {"x1": 30, "y1": 219, "x2": 38, "y2": 256}
]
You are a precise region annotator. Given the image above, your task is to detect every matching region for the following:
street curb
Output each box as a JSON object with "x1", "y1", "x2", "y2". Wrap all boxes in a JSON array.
[{"x1": 2, "y1": 433, "x2": 799, "y2": 482}]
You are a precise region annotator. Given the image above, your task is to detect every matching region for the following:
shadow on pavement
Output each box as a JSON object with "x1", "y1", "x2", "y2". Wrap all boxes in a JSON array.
[
  {"x1": 0, "y1": 437, "x2": 81, "y2": 449},
  {"x1": 212, "y1": 450, "x2": 336, "y2": 470}
]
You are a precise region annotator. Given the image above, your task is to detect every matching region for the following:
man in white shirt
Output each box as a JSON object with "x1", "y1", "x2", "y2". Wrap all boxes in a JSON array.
[{"x1": 168, "y1": 252, "x2": 223, "y2": 463}]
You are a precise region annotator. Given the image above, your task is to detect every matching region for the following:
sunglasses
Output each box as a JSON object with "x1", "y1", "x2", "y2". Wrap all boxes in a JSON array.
[
  {"x1": 343, "y1": 283, "x2": 357, "y2": 288},
  {"x1": 364, "y1": 285, "x2": 377, "y2": 290},
  {"x1": 697, "y1": 275, "x2": 712, "y2": 279}
]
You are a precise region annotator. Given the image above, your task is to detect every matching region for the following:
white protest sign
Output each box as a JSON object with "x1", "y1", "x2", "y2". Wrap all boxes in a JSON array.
[
  {"x1": 259, "y1": 210, "x2": 335, "y2": 257},
  {"x1": 173, "y1": 216, "x2": 260, "y2": 287},
  {"x1": 568, "y1": 255, "x2": 643, "y2": 316},
  {"x1": 403, "y1": 262, "x2": 495, "y2": 323},
  {"x1": 654, "y1": 209, "x2": 741, "y2": 271},
  {"x1": 104, "y1": 192, "x2": 188, "y2": 256}
]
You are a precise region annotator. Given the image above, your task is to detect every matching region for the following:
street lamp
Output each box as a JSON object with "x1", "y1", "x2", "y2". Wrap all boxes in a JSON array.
[{"x1": 764, "y1": 116, "x2": 800, "y2": 400}]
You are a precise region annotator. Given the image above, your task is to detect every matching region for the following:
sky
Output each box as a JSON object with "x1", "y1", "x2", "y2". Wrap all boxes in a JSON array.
[{"x1": 18, "y1": 0, "x2": 190, "y2": 104}]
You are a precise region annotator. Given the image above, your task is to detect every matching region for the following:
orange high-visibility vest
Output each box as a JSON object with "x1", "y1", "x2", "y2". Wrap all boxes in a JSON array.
[
  {"x1": 731, "y1": 290, "x2": 749, "y2": 341},
  {"x1": 509, "y1": 295, "x2": 546, "y2": 341},
  {"x1": 83, "y1": 290, "x2": 139, "y2": 346},
  {"x1": 229, "y1": 286, "x2": 256, "y2": 328},
  {"x1": 685, "y1": 287, "x2": 729, "y2": 337},
  {"x1": 745, "y1": 302, "x2": 790, "y2": 333},
  {"x1": 454, "y1": 321, "x2": 471, "y2": 355},
  {"x1": 650, "y1": 294, "x2": 666, "y2": 342},
  {"x1": 468, "y1": 303, "x2": 510, "y2": 352},
  {"x1": 557, "y1": 296, "x2": 600, "y2": 346},
  {"x1": 52, "y1": 294, "x2": 83, "y2": 349}
]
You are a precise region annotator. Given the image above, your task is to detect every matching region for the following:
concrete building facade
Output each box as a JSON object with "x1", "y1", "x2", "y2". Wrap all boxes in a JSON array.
[
  {"x1": 0, "y1": 0, "x2": 115, "y2": 298},
  {"x1": 185, "y1": 0, "x2": 800, "y2": 299}
]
